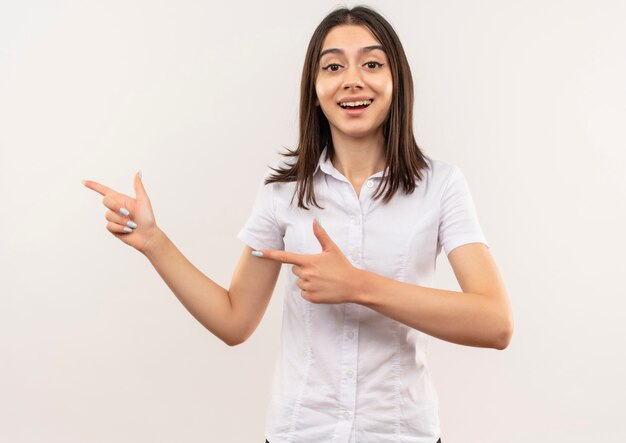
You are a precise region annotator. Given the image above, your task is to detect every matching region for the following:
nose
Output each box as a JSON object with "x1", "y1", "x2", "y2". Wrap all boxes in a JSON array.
[
  {"x1": 342, "y1": 65, "x2": 364, "y2": 89},
  {"x1": 343, "y1": 79, "x2": 364, "y2": 89}
]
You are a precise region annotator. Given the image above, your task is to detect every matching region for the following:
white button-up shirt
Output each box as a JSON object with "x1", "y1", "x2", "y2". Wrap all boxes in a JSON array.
[{"x1": 237, "y1": 148, "x2": 488, "y2": 443}]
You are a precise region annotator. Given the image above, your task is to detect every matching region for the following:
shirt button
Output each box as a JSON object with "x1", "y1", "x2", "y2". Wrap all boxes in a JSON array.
[
  {"x1": 343, "y1": 411, "x2": 351, "y2": 420},
  {"x1": 347, "y1": 370, "x2": 354, "y2": 378},
  {"x1": 366, "y1": 179, "x2": 374, "y2": 188},
  {"x1": 347, "y1": 331, "x2": 354, "y2": 339}
]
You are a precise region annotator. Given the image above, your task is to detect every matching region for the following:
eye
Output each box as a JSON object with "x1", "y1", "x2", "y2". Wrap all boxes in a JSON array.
[
  {"x1": 322, "y1": 63, "x2": 342, "y2": 72},
  {"x1": 364, "y1": 61, "x2": 384, "y2": 69}
]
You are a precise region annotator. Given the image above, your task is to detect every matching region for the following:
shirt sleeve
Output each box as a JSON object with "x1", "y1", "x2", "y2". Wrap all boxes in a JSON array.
[
  {"x1": 438, "y1": 165, "x2": 489, "y2": 256},
  {"x1": 236, "y1": 175, "x2": 285, "y2": 252}
]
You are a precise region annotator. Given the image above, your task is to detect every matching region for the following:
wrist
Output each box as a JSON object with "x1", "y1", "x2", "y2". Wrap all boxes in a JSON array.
[
  {"x1": 349, "y1": 267, "x2": 373, "y2": 305},
  {"x1": 141, "y1": 226, "x2": 168, "y2": 260}
]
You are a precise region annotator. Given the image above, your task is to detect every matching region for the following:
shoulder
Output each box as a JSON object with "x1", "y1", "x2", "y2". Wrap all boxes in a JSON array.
[{"x1": 422, "y1": 155, "x2": 461, "y2": 189}]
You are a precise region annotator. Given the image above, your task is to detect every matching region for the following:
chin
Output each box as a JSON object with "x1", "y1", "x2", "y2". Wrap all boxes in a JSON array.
[{"x1": 333, "y1": 123, "x2": 383, "y2": 140}]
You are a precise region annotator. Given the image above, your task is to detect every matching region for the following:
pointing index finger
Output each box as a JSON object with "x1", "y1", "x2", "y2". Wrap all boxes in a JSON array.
[
  {"x1": 255, "y1": 249, "x2": 307, "y2": 266},
  {"x1": 82, "y1": 180, "x2": 113, "y2": 196}
]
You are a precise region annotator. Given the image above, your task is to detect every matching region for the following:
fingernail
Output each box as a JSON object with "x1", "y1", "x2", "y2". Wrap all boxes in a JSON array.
[
  {"x1": 81, "y1": 180, "x2": 86, "y2": 185},
  {"x1": 251, "y1": 251, "x2": 263, "y2": 257},
  {"x1": 120, "y1": 208, "x2": 130, "y2": 216},
  {"x1": 127, "y1": 221, "x2": 138, "y2": 229},
  {"x1": 123, "y1": 227, "x2": 133, "y2": 233},
  {"x1": 315, "y1": 217, "x2": 322, "y2": 228},
  {"x1": 138, "y1": 170, "x2": 142, "y2": 180}
]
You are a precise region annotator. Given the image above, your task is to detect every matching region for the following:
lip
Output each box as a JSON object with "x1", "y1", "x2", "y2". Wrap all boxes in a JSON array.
[
  {"x1": 337, "y1": 97, "x2": 373, "y2": 116},
  {"x1": 341, "y1": 105, "x2": 370, "y2": 116}
]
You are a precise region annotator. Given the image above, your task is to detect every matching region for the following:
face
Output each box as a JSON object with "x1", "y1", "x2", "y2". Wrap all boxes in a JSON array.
[{"x1": 315, "y1": 24, "x2": 393, "y2": 141}]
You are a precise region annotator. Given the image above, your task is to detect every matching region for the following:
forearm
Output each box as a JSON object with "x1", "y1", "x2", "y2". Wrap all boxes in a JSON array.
[
  {"x1": 353, "y1": 270, "x2": 512, "y2": 349},
  {"x1": 142, "y1": 228, "x2": 238, "y2": 346}
]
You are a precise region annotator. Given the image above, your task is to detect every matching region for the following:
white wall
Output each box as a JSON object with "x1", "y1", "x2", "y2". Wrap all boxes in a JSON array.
[{"x1": 1, "y1": 0, "x2": 624, "y2": 441}]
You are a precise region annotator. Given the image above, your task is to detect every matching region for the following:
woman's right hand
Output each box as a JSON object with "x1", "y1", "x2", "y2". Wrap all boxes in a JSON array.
[{"x1": 83, "y1": 171, "x2": 161, "y2": 255}]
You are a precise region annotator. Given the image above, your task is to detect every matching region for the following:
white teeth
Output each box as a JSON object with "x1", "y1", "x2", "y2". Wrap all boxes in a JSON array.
[{"x1": 339, "y1": 99, "x2": 372, "y2": 108}]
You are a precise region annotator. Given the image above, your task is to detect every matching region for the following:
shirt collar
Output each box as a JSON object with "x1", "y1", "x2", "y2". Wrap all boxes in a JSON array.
[{"x1": 314, "y1": 146, "x2": 388, "y2": 181}]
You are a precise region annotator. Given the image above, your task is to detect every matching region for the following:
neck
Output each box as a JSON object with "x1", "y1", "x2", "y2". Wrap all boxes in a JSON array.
[{"x1": 329, "y1": 129, "x2": 387, "y2": 181}]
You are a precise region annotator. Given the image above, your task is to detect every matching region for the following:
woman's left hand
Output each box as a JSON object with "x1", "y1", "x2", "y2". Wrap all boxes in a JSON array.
[{"x1": 254, "y1": 219, "x2": 361, "y2": 304}]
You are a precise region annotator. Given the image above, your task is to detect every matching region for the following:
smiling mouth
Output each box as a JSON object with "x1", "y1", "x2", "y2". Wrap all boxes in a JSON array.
[{"x1": 338, "y1": 99, "x2": 373, "y2": 109}]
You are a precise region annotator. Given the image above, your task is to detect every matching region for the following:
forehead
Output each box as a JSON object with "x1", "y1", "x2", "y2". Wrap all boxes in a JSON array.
[{"x1": 320, "y1": 24, "x2": 382, "y2": 52}]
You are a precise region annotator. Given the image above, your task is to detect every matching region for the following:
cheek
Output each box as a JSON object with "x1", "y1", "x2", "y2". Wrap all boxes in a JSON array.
[
  {"x1": 372, "y1": 79, "x2": 393, "y2": 115},
  {"x1": 315, "y1": 80, "x2": 330, "y2": 102},
  {"x1": 315, "y1": 75, "x2": 343, "y2": 101},
  {"x1": 375, "y1": 75, "x2": 393, "y2": 102},
  {"x1": 315, "y1": 82, "x2": 338, "y2": 112}
]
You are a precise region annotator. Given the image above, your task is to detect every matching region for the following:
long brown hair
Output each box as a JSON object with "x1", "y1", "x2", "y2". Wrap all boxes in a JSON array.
[{"x1": 265, "y1": 5, "x2": 430, "y2": 210}]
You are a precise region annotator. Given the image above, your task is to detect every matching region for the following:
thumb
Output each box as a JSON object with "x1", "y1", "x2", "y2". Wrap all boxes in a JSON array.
[
  {"x1": 313, "y1": 218, "x2": 335, "y2": 251},
  {"x1": 133, "y1": 170, "x2": 149, "y2": 200}
]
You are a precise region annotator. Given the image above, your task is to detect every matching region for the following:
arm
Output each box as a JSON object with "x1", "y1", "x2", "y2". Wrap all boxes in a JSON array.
[
  {"x1": 142, "y1": 229, "x2": 234, "y2": 345},
  {"x1": 254, "y1": 221, "x2": 512, "y2": 349},
  {"x1": 83, "y1": 173, "x2": 280, "y2": 347},
  {"x1": 144, "y1": 231, "x2": 281, "y2": 346},
  {"x1": 353, "y1": 243, "x2": 514, "y2": 349}
]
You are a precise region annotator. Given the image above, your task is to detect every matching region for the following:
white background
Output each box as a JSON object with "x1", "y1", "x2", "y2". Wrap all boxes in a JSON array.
[{"x1": 1, "y1": 0, "x2": 625, "y2": 441}]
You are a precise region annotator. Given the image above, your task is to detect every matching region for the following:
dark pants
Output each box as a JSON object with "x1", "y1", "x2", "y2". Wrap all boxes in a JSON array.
[{"x1": 266, "y1": 439, "x2": 441, "y2": 442}]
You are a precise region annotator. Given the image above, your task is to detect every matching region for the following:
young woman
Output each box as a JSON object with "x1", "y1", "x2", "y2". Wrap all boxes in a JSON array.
[{"x1": 84, "y1": 6, "x2": 513, "y2": 443}]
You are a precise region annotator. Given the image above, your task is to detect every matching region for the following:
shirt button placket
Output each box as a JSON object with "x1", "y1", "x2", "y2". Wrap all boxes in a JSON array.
[
  {"x1": 337, "y1": 187, "x2": 362, "y2": 440},
  {"x1": 338, "y1": 304, "x2": 358, "y2": 433}
]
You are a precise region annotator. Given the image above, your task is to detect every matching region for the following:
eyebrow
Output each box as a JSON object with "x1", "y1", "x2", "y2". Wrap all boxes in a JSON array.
[{"x1": 319, "y1": 45, "x2": 386, "y2": 59}]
